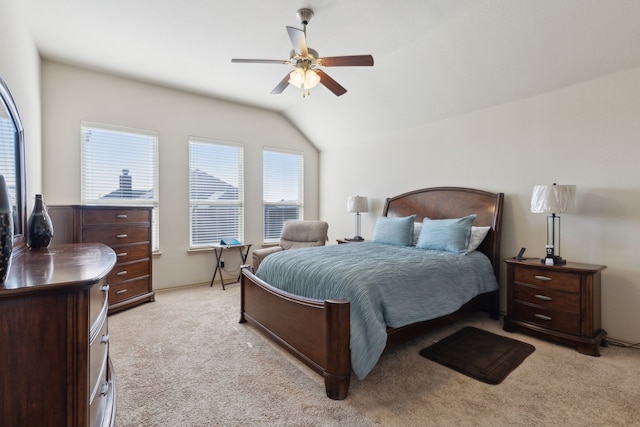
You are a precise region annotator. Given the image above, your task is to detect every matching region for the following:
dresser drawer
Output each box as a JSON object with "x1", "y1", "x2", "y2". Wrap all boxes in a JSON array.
[
  {"x1": 108, "y1": 260, "x2": 150, "y2": 284},
  {"x1": 83, "y1": 227, "x2": 150, "y2": 246},
  {"x1": 89, "y1": 361, "x2": 109, "y2": 426},
  {"x1": 83, "y1": 208, "x2": 150, "y2": 225},
  {"x1": 113, "y1": 243, "x2": 149, "y2": 263},
  {"x1": 109, "y1": 277, "x2": 151, "y2": 304},
  {"x1": 90, "y1": 279, "x2": 109, "y2": 329},
  {"x1": 513, "y1": 283, "x2": 580, "y2": 314},
  {"x1": 514, "y1": 301, "x2": 580, "y2": 335},
  {"x1": 89, "y1": 316, "x2": 109, "y2": 402},
  {"x1": 514, "y1": 266, "x2": 580, "y2": 292}
]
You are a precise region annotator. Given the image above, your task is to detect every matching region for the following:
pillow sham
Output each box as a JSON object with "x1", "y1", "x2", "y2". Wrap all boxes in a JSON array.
[
  {"x1": 467, "y1": 226, "x2": 490, "y2": 253},
  {"x1": 372, "y1": 215, "x2": 416, "y2": 246},
  {"x1": 416, "y1": 214, "x2": 476, "y2": 253}
]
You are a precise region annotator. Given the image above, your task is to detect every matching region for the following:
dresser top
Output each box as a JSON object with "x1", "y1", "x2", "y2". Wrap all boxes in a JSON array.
[{"x1": 1, "y1": 243, "x2": 116, "y2": 294}]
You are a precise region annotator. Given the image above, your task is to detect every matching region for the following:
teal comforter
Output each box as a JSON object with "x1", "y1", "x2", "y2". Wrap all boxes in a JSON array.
[{"x1": 256, "y1": 242, "x2": 499, "y2": 380}]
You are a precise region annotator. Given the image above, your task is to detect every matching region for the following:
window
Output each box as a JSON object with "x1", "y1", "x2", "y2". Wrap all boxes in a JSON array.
[
  {"x1": 263, "y1": 148, "x2": 303, "y2": 243},
  {"x1": 189, "y1": 137, "x2": 244, "y2": 248},
  {"x1": 81, "y1": 122, "x2": 160, "y2": 251}
]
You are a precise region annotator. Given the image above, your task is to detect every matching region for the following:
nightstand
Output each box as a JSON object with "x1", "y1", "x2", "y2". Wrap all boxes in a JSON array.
[{"x1": 503, "y1": 258, "x2": 607, "y2": 356}]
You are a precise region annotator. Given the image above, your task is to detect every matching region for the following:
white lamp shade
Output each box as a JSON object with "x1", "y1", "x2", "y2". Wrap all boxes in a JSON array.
[
  {"x1": 347, "y1": 196, "x2": 368, "y2": 213},
  {"x1": 531, "y1": 185, "x2": 577, "y2": 214}
]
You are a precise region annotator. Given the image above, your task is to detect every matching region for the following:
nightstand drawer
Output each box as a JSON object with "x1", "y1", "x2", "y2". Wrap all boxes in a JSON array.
[
  {"x1": 514, "y1": 302, "x2": 580, "y2": 335},
  {"x1": 514, "y1": 266, "x2": 580, "y2": 292},
  {"x1": 513, "y1": 283, "x2": 580, "y2": 314}
]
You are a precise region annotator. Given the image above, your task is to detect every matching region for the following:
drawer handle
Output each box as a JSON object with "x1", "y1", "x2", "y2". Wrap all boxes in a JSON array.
[
  {"x1": 116, "y1": 214, "x2": 128, "y2": 219},
  {"x1": 534, "y1": 275, "x2": 552, "y2": 281},
  {"x1": 100, "y1": 381, "x2": 110, "y2": 396},
  {"x1": 116, "y1": 289, "x2": 128, "y2": 295},
  {"x1": 100, "y1": 284, "x2": 110, "y2": 293},
  {"x1": 101, "y1": 333, "x2": 110, "y2": 344},
  {"x1": 116, "y1": 234, "x2": 128, "y2": 239},
  {"x1": 534, "y1": 313, "x2": 553, "y2": 321},
  {"x1": 116, "y1": 270, "x2": 128, "y2": 276},
  {"x1": 534, "y1": 294, "x2": 552, "y2": 301},
  {"x1": 117, "y1": 252, "x2": 128, "y2": 257}
]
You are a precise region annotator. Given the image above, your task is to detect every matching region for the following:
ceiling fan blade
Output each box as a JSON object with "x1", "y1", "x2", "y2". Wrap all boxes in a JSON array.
[
  {"x1": 271, "y1": 74, "x2": 291, "y2": 94},
  {"x1": 286, "y1": 26, "x2": 308, "y2": 57},
  {"x1": 316, "y1": 70, "x2": 347, "y2": 96},
  {"x1": 319, "y1": 55, "x2": 374, "y2": 67},
  {"x1": 231, "y1": 59, "x2": 290, "y2": 64}
]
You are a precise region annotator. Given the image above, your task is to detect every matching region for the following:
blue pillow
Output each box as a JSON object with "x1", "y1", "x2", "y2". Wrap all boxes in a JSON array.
[
  {"x1": 416, "y1": 214, "x2": 477, "y2": 253},
  {"x1": 372, "y1": 215, "x2": 416, "y2": 246}
]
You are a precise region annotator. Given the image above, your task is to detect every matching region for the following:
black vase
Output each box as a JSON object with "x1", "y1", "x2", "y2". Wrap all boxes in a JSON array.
[
  {"x1": 0, "y1": 175, "x2": 13, "y2": 282},
  {"x1": 27, "y1": 194, "x2": 54, "y2": 249}
]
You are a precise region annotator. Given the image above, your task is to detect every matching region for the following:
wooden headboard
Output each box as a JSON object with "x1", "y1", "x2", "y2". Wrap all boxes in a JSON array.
[{"x1": 382, "y1": 187, "x2": 504, "y2": 279}]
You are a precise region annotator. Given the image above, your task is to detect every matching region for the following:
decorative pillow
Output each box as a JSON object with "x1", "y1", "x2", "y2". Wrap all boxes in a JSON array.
[
  {"x1": 467, "y1": 226, "x2": 490, "y2": 253},
  {"x1": 416, "y1": 214, "x2": 477, "y2": 253},
  {"x1": 372, "y1": 215, "x2": 416, "y2": 246}
]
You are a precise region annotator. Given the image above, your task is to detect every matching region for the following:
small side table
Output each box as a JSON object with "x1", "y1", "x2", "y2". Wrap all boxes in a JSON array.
[
  {"x1": 210, "y1": 243, "x2": 252, "y2": 290},
  {"x1": 503, "y1": 258, "x2": 607, "y2": 356}
]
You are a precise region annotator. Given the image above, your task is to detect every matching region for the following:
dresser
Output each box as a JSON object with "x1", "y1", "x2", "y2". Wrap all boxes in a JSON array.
[
  {"x1": 49, "y1": 205, "x2": 154, "y2": 314},
  {"x1": 503, "y1": 258, "x2": 607, "y2": 356},
  {"x1": 0, "y1": 244, "x2": 117, "y2": 426}
]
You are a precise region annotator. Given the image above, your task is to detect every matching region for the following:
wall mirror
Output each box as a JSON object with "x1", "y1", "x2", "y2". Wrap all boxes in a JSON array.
[{"x1": 0, "y1": 74, "x2": 27, "y2": 248}]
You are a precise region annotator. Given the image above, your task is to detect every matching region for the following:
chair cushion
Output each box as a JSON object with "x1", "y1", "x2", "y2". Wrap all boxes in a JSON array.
[{"x1": 280, "y1": 220, "x2": 329, "y2": 250}]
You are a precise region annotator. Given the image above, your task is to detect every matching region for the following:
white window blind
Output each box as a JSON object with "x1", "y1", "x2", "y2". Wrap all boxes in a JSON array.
[
  {"x1": 0, "y1": 111, "x2": 17, "y2": 211},
  {"x1": 189, "y1": 137, "x2": 244, "y2": 248},
  {"x1": 80, "y1": 121, "x2": 160, "y2": 251},
  {"x1": 263, "y1": 148, "x2": 303, "y2": 243}
]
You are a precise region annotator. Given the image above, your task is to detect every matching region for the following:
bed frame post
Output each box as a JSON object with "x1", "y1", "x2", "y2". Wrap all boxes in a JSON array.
[{"x1": 323, "y1": 300, "x2": 351, "y2": 400}]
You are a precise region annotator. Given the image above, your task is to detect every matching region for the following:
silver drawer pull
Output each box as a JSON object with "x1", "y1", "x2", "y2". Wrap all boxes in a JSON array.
[
  {"x1": 535, "y1": 313, "x2": 553, "y2": 321},
  {"x1": 534, "y1": 294, "x2": 552, "y2": 301},
  {"x1": 101, "y1": 333, "x2": 110, "y2": 344},
  {"x1": 116, "y1": 234, "x2": 128, "y2": 239},
  {"x1": 100, "y1": 284, "x2": 110, "y2": 293},
  {"x1": 100, "y1": 381, "x2": 110, "y2": 396},
  {"x1": 116, "y1": 270, "x2": 128, "y2": 276},
  {"x1": 116, "y1": 289, "x2": 128, "y2": 295},
  {"x1": 117, "y1": 252, "x2": 128, "y2": 257},
  {"x1": 116, "y1": 214, "x2": 128, "y2": 219},
  {"x1": 534, "y1": 275, "x2": 552, "y2": 281}
]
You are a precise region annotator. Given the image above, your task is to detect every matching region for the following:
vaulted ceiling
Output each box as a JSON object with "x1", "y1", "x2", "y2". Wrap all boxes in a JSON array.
[{"x1": 18, "y1": 0, "x2": 640, "y2": 151}]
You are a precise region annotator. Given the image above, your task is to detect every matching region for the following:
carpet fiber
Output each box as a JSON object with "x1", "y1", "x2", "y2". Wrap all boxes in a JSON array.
[{"x1": 419, "y1": 326, "x2": 535, "y2": 384}]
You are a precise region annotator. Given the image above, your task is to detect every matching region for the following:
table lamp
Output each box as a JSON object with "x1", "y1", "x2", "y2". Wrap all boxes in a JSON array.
[{"x1": 530, "y1": 183, "x2": 577, "y2": 264}]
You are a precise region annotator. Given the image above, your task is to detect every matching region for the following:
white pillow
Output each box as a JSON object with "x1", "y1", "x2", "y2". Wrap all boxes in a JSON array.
[
  {"x1": 467, "y1": 226, "x2": 490, "y2": 253},
  {"x1": 412, "y1": 222, "x2": 422, "y2": 245}
]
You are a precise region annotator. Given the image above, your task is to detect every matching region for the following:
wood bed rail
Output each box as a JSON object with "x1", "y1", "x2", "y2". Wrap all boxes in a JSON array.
[{"x1": 240, "y1": 266, "x2": 351, "y2": 399}]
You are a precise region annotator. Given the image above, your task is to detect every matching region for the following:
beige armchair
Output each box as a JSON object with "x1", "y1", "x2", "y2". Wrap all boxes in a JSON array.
[{"x1": 252, "y1": 220, "x2": 329, "y2": 272}]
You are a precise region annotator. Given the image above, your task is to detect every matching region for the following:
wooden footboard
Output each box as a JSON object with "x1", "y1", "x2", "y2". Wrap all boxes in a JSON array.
[{"x1": 240, "y1": 267, "x2": 351, "y2": 400}]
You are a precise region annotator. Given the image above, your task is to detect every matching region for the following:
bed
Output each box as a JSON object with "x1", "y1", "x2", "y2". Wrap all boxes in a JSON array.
[{"x1": 240, "y1": 187, "x2": 504, "y2": 399}]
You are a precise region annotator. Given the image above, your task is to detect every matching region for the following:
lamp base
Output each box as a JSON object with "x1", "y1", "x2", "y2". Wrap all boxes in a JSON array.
[
  {"x1": 541, "y1": 256, "x2": 567, "y2": 265},
  {"x1": 348, "y1": 236, "x2": 364, "y2": 241}
]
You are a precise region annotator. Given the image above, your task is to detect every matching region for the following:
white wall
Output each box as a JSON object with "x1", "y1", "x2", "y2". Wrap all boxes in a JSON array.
[
  {"x1": 41, "y1": 61, "x2": 319, "y2": 290},
  {"x1": 320, "y1": 67, "x2": 640, "y2": 344},
  {"x1": 0, "y1": 0, "x2": 42, "y2": 203}
]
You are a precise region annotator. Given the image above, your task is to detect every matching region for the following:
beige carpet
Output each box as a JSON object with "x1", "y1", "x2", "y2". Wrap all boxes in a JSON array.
[{"x1": 109, "y1": 283, "x2": 640, "y2": 427}]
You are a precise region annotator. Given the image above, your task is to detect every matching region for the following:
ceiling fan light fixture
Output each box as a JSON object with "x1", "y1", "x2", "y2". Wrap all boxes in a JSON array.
[
  {"x1": 304, "y1": 69, "x2": 320, "y2": 89},
  {"x1": 288, "y1": 68, "x2": 305, "y2": 88}
]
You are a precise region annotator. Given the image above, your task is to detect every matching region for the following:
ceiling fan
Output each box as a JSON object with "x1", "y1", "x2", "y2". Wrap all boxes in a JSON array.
[{"x1": 231, "y1": 8, "x2": 374, "y2": 97}]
